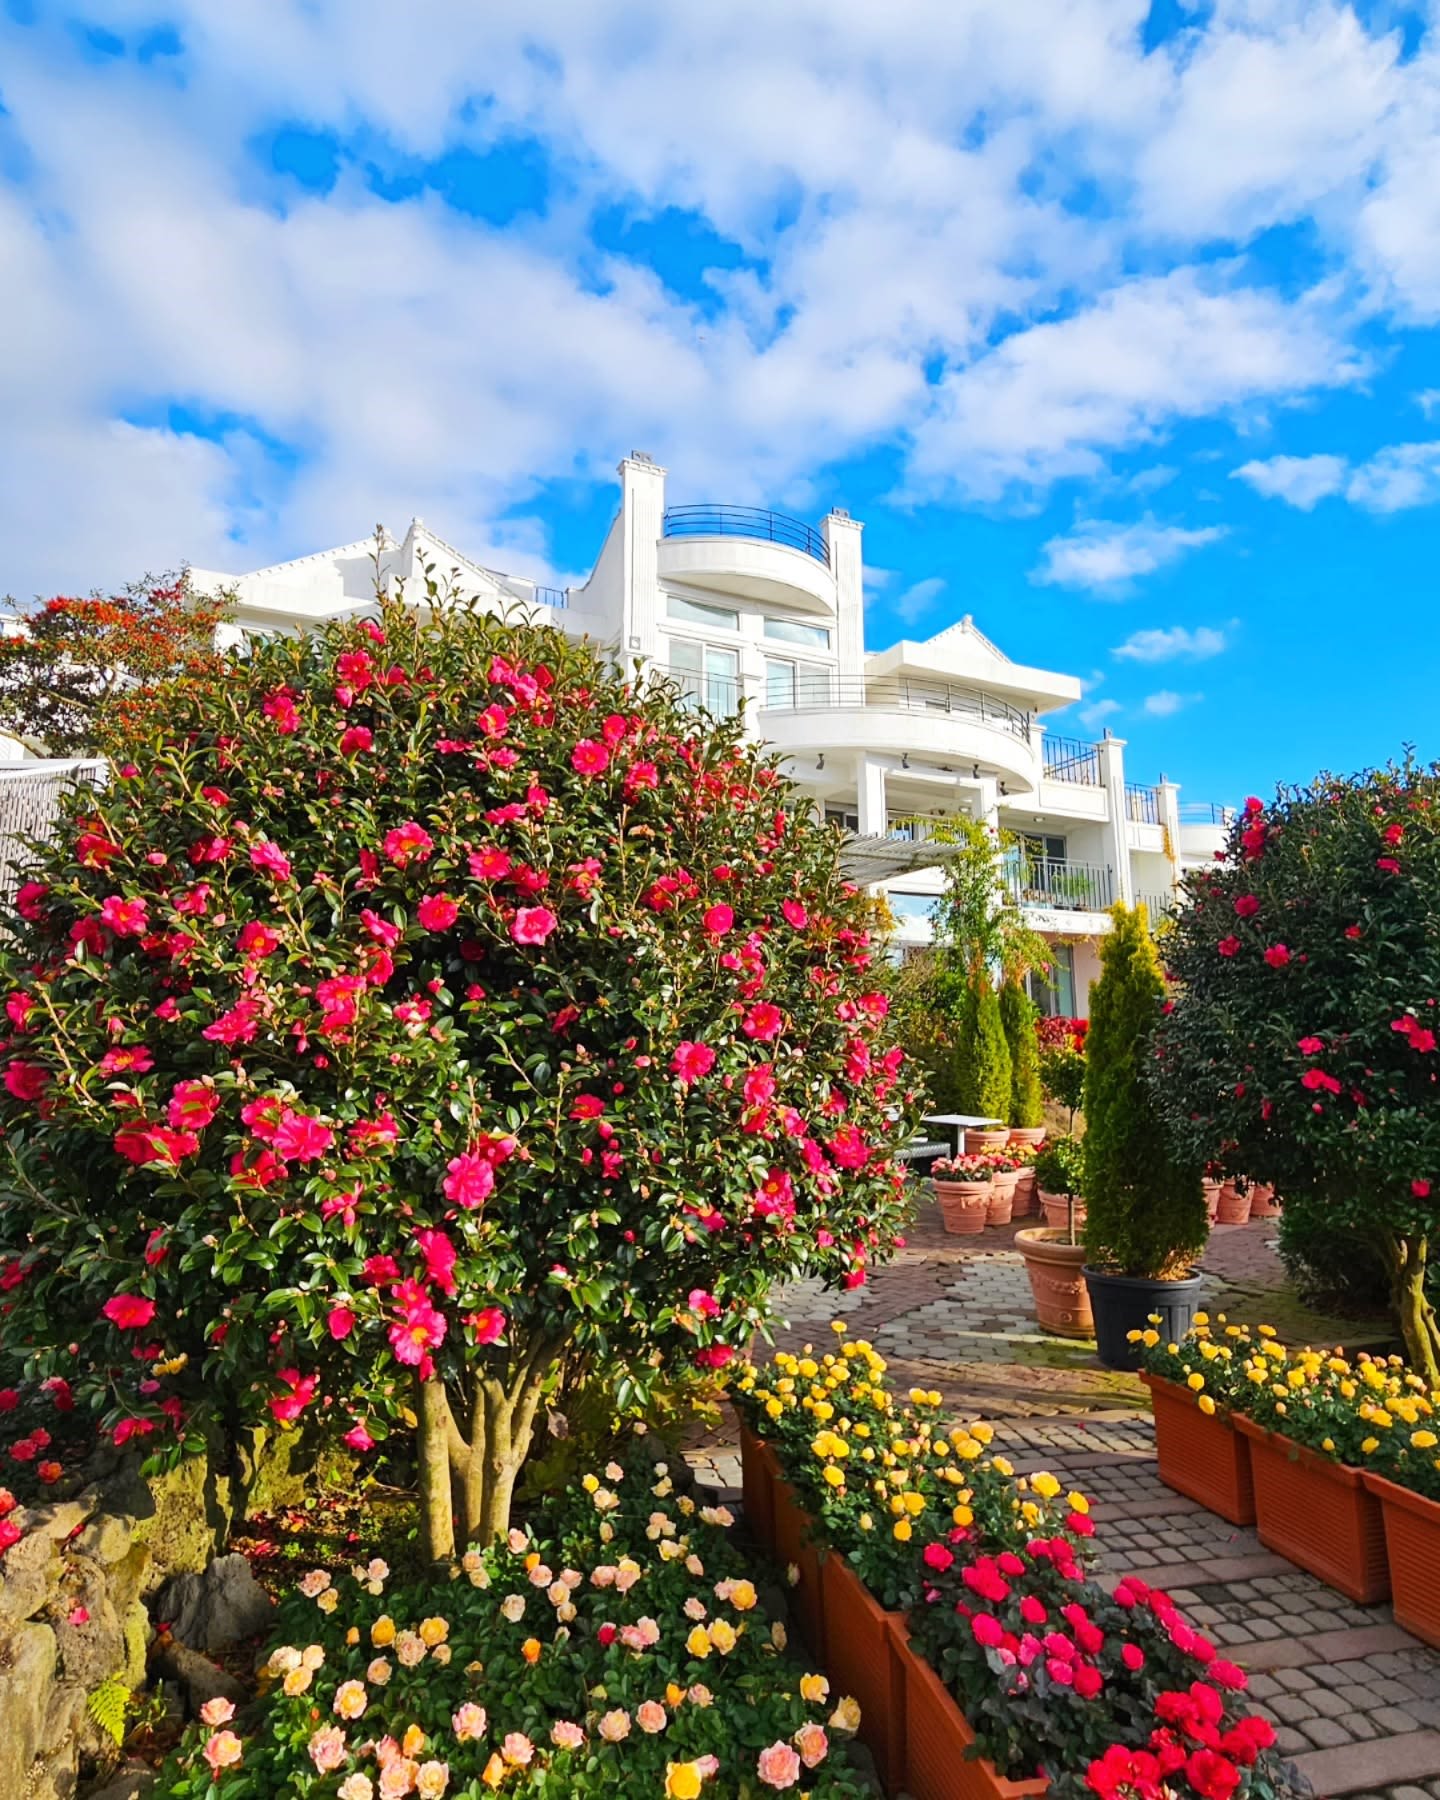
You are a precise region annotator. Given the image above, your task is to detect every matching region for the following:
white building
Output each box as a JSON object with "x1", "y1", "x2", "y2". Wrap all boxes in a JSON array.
[{"x1": 190, "y1": 454, "x2": 1232, "y2": 1016}]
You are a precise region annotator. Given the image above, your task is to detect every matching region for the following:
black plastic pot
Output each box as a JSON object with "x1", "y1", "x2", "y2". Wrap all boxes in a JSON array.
[{"x1": 1082, "y1": 1266, "x2": 1205, "y2": 1371}]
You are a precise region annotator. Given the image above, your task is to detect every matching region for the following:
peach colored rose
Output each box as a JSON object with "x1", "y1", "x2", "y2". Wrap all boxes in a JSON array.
[{"x1": 757, "y1": 1741, "x2": 802, "y2": 1789}]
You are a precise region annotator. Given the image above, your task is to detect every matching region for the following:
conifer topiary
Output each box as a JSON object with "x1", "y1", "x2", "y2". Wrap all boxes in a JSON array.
[
  {"x1": 957, "y1": 975, "x2": 1012, "y2": 1121},
  {"x1": 1082, "y1": 905, "x2": 1205, "y2": 1278},
  {"x1": 1000, "y1": 977, "x2": 1045, "y2": 1129}
]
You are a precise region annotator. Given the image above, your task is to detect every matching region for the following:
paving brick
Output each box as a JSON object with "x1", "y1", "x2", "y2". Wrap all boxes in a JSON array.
[
  {"x1": 1294, "y1": 1731, "x2": 1440, "y2": 1794},
  {"x1": 1304, "y1": 1717, "x2": 1356, "y2": 1747}
]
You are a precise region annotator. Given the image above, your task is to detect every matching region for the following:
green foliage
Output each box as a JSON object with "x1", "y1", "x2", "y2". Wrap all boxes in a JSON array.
[
  {"x1": 927, "y1": 815, "x2": 1051, "y2": 984},
  {"x1": 1152, "y1": 761, "x2": 1440, "y2": 1379},
  {"x1": 86, "y1": 1677, "x2": 131, "y2": 1748},
  {"x1": 957, "y1": 977, "x2": 1012, "y2": 1120},
  {"x1": 1039, "y1": 1046, "x2": 1086, "y2": 1125},
  {"x1": 885, "y1": 952, "x2": 957, "y2": 1112},
  {"x1": 1000, "y1": 979, "x2": 1044, "y2": 1128},
  {"x1": 1082, "y1": 906, "x2": 1205, "y2": 1279},
  {"x1": 1276, "y1": 1209, "x2": 1394, "y2": 1316},
  {"x1": 1034, "y1": 1136, "x2": 1085, "y2": 1198}
]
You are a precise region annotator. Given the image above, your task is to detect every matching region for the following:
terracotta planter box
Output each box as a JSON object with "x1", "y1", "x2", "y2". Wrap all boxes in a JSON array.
[
  {"x1": 771, "y1": 1472, "x2": 827, "y2": 1657},
  {"x1": 934, "y1": 1180, "x2": 991, "y2": 1235},
  {"x1": 1038, "y1": 1191, "x2": 1085, "y2": 1234},
  {"x1": 1015, "y1": 1228, "x2": 1093, "y2": 1338},
  {"x1": 1364, "y1": 1472, "x2": 1440, "y2": 1648},
  {"x1": 1215, "y1": 1182, "x2": 1252, "y2": 1225},
  {"x1": 894, "y1": 1622, "x2": 1050, "y2": 1800},
  {"x1": 1235, "y1": 1416, "x2": 1389, "y2": 1603},
  {"x1": 739, "y1": 1422, "x2": 778, "y2": 1554},
  {"x1": 1142, "y1": 1372, "x2": 1254, "y2": 1526},
  {"x1": 820, "y1": 1556, "x2": 908, "y2": 1794}
]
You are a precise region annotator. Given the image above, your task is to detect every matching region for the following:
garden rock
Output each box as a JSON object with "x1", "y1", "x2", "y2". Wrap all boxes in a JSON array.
[
  {"x1": 84, "y1": 1763, "x2": 156, "y2": 1800},
  {"x1": 155, "y1": 1638, "x2": 248, "y2": 1715},
  {"x1": 155, "y1": 1552, "x2": 272, "y2": 1653},
  {"x1": 0, "y1": 1620, "x2": 58, "y2": 1799}
]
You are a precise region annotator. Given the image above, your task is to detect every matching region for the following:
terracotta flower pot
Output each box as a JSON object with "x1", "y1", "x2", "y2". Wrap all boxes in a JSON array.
[
  {"x1": 893, "y1": 1621, "x2": 1050, "y2": 1800},
  {"x1": 820, "y1": 1556, "x2": 908, "y2": 1792},
  {"x1": 1008, "y1": 1126, "x2": 1047, "y2": 1149},
  {"x1": 771, "y1": 1474, "x2": 827, "y2": 1657},
  {"x1": 1234, "y1": 1416, "x2": 1389, "y2": 1603},
  {"x1": 1215, "y1": 1182, "x2": 1252, "y2": 1225},
  {"x1": 1249, "y1": 1182, "x2": 1282, "y2": 1218},
  {"x1": 987, "y1": 1167, "x2": 1019, "y2": 1225},
  {"x1": 1011, "y1": 1167, "x2": 1038, "y2": 1218},
  {"x1": 739, "y1": 1422, "x2": 778, "y2": 1554},
  {"x1": 1141, "y1": 1372, "x2": 1255, "y2": 1525},
  {"x1": 934, "y1": 1180, "x2": 991, "y2": 1235},
  {"x1": 1202, "y1": 1179, "x2": 1222, "y2": 1222},
  {"x1": 1038, "y1": 1190, "x2": 1085, "y2": 1234},
  {"x1": 966, "y1": 1128, "x2": 1011, "y2": 1154},
  {"x1": 1363, "y1": 1472, "x2": 1440, "y2": 1649},
  {"x1": 1015, "y1": 1229, "x2": 1093, "y2": 1338}
]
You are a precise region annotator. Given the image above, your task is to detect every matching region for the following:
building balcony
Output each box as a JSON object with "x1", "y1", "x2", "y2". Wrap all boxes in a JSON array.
[
  {"x1": 1004, "y1": 856, "x2": 1114, "y2": 914},
  {"x1": 658, "y1": 505, "x2": 836, "y2": 612},
  {"x1": 1178, "y1": 801, "x2": 1235, "y2": 865}
]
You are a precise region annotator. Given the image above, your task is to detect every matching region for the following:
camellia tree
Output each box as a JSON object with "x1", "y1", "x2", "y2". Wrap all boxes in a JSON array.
[
  {"x1": 1153, "y1": 762, "x2": 1440, "y2": 1383},
  {"x1": 0, "y1": 592, "x2": 916, "y2": 1560}
]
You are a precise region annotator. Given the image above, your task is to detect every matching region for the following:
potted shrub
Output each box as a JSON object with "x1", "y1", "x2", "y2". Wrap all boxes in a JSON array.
[
  {"x1": 958, "y1": 974, "x2": 1013, "y2": 1152},
  {"x1": 932, "y1": 1155, "x2": 997, "y2": 1234},
  {"x1": 1009, "y1": 1144, "x2": 1038, "y2": 1218},
  {"x1": 1216, "y1": 1178, "x2": 1253, "y2": 1225},
  {"x1": 1249, "y1": 1181, "x2": 1282, "y2": 1219},
  {"x1": 1001, "y1": 978, "x2": 1046, "y2": 1149},
  {"x1": 987, "y1": 1154, "x2": 1020, "y2": 1225},
  {"x1": 1153, "y1": 764, "x2": 1440, "y2": 1388},
  {"x1": 1017, "y1": 1138, "x2": 1093, "y2": 1337},
  {"x1": 1037, "y1": 1016, "x2": 1087, "y2": 1136},
  {"x1": 1135, "y1": 1316, "x2": 1257, "y2": 1524},
  {"x1": 1081, "y1": 905, "x2": 1208, "y2": 1370}
]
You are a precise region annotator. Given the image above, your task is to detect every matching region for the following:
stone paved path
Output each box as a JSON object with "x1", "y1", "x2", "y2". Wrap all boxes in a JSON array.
[{"x1": 684, "y1": 1197, "x2": 1440, "y2": 1799}]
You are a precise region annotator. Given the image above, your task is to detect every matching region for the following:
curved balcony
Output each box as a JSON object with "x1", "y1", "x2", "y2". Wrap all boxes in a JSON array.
[
  {"x1": 758, "y1": 675, "x2": 1040, "y2": 792},
  {"x1": 658, "y1": 505, "x2": 836, "y2": 613}
]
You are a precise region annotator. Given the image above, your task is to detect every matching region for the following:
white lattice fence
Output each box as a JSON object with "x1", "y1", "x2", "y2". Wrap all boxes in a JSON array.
[{"x1": 0, "y1": 760, "x2": 107, "y2": 897}]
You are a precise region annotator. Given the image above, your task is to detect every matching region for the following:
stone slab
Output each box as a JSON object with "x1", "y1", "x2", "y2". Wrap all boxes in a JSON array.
[
  {"x1": 1292, "y1": 1730, "x2": 1440, "y2": 1794},
  {"x1": 1241, "y1": 1624, "x2": 1420, "y2": 1673}
]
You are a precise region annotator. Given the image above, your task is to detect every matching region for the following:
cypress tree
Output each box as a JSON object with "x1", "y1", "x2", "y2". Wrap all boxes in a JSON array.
[
  {"x1": 957, "y1": 975, "x2": 1012, "y2": 1120},
  {"x1": 1000, "y1": 977, "x2": 1045, "y2": 1128},
  {"x1": 1082, "y1": 906, "x2": 1206, "y2": 1278}
]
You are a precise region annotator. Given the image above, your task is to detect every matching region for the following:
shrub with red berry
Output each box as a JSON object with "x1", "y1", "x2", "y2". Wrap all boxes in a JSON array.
[
  {"x1": 1153, "y1": 761, "x2": 1440, "y2": 1384},
  {"x1": 0, "y1": 595, "x2": 916, "y2": 1561}
]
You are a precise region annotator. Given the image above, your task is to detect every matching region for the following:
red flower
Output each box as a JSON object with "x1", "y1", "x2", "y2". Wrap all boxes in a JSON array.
[
  {"x1": 468, "y1": 1307, "x2": 507, "y2": 1346},
  {"x1": 268, "y1": 1367, "x2": 318, "y2": 1424},
  {"x1": 271, "y1": 1110, "x2": 334, "y2": 1162},
  {"x1": 971, "y1": 1613, "x2": 1005, "y2": 1648},
  {"x1": 15, "y1": 881, "x2": 49, "y2": 921},
  {"x1": 100, "y1": 895, "x2": 148, "y2": 937},
  {"x1": 340, "y1": 726, "x2": 374, "y2": 755},
  {"x1": 703, "y1": 904, "x2": 734, "y2": 936},
  {"x1": 1299, "y1": 1068, "x2": 1341, "y2": 1095},
  {"x1": 1232, "y1": 895, "x2": 1259, "y2": 918},
  {"x1": 1345, "y1": 923, "x2": 1362, "y2": 939},
  {"x1": 922, "y1": 1543, "x2": 954, "y2": 1572},
  {"x1": 417, "y1": 893, "x2": 460, "y2": 932},
  {"x1": 1297, "y1": 1036, "x2": 1324, "y2": 1055},
  {"x1": 742, "y1": 1003, "x2": 784, "y2": 1041},
  {"x1": 671, "y1": 1041, "x2": 716, "y2": 1085},
  {"x1": 694, "y1": 1344, "x2": 734, "y2": 1369},
  {"x1": 238, "y1": 920, "x2": 282, "y2": 958},
  {"x1": 250, "y1": 840, "x2": 292, "y2": 881},
  {"x1": 782, "y1": 899, "x2": 809, "y2": 928},
  {"x1": 4, "y1": 1060, "x2": 48, "y2": 1101},
  {"x1": 444, "y1": 1150, "x2": 496, "y2": 1210},
  {"x1": 1377, "y1": 856, "x2": 1402, "y2": 874},
  {"x1": 327, "y1": 1305, "x2": 356, "y2": 1341},
  {"x1": 1262, "y1": 943, "x2": 1290, "y2": 968},
  {"x1": 571, "y1": 739, "x2": 610, "y2": 776},
  {"x1": 102, "y1": 1294, "x2": 156, "y2": 1331},
  {"x1": 1412, "y1": 1178, "x2": 1431, "y2": 1198},
  {"x1": 511, "y1": 906, "x2": 558, "y2": 946},
  {"x1": 114, "y1": 1125, "x2": 200, "y2": 1166},
  {"x1": 1216, "y1": 937, "x2": 1241, "y2": 958},
  {"x1": 383, "y1": 822, "x2": 435, "y2": 868}
]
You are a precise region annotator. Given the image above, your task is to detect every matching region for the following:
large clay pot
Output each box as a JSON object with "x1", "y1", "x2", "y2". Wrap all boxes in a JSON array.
[
  {"x1": 1215, "y1": 1181, "x2": 1252, "y2": 1225},
  {"x1": 966, "y1": 1128, "x2": 1011, "y2": 1154},
  {"x1": 1363, "y1": 1472, "x2": 1440, "y2": 1648},
  {"x1": 1039, "y1": 1190, "x2": 1085, "y2": 1234},
  {"x1": 1011, "y1": 1167, "x2": 1038, "y2": 1218},
  {"x1": 987, "y1": 1167, "x2": 1019, "y2": 1225},
  {"x1": 1142, "y1": 1372, "x2": 1255, "y2": 1525},
  {"x1": 1235, "y1": 1417, "x2": 1389, "y2": 1604},
  {"x1": 1202, "y1": 1178, "x2": 1222, "y2": 1222},
  {"x1": 1083, "y1": 1266, "x2": 1205, "y2": 1372},
  {"x1": 1008, "y1": 1126, "x2": 1047, "y2": 1150},
  {"x1": 894, "y1": 1621, "x2": 1050, "y2": 1800},
  {"x1": 820, "y1": 1557, "x2": 908, "y2": 1792},
  {"x1": 1249, "y1": 1182, "x2": 1282, "y2": 1219},
  {"x1": 1016, "y1": 1229, "x2": 1093, "y2": 1338},
  {"x1": 934, "y1": 1180, "x2": 991, "y2": 1235}
]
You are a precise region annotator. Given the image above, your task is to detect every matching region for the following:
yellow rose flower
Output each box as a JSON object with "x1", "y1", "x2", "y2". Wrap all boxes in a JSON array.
[
  {"x1": 1198, "y1": 1394, "x2": 1217, "y2": 1416},
  {"x1": 686, "y1": 1626, "x2": 711, "y2": 1658},
  {"x1": 1029, "y1": 1472, "x2": 1061, "y2": 1500},
  {"x1": 953, "y1": 1504, "x2": 974, "y2": 1528},
  {"x1": 667, "y1": 1764, "x2": 704, "y2": 1799},
  {"x1": 800, "y1": 1673, "x2": 830, "y2": 1703},
  {"x1": 892, "y1": 1518, "x2": 912, "y2": 1542},
  {"x1": 370, "y1": 1615, "x2": 396, "y2": 1648}
]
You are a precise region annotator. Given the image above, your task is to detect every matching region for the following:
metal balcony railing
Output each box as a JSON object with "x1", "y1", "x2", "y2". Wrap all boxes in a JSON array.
[
  {"x1": 670, "y1": 670, "x2": 741, "y2": 718},
  {"x1": 1126, "y1": 783, "x2": 1160, "y2": 825},
  {"x1": 757, "y1": 674, "x2": 1032, "y2": 742},
  {"x1": 1005, "y1": 856, "x2": 1113, "y2": 913},
  {"x1": 1136, "y1": 890, "x2": 1177, "y2": 923},
  {"x1": 531, "y1": 585, "x2": 568, "y2": 610},
  {"x1": 1042, "y1": 735, "x2": 1102, "y2": 785},
  {"x1": 662, "y1": 505, "x2": 829, "y2": 567},
  {"x1": 1179, "y1": 801, "x2": 1236, "y2": 826},
  {"x1": 0, "y1": 759, "x2": 107, "y2": 899}
]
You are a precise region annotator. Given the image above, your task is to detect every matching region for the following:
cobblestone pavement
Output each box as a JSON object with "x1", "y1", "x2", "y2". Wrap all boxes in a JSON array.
[{"x1": 685, "y1": 1196, "x2": 1432, "y2": 1798}]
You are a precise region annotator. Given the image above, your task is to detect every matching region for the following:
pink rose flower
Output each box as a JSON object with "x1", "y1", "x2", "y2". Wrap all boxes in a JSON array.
[{"x1": 757, "y1": 1742, "x2": 802, "y2": 1788}]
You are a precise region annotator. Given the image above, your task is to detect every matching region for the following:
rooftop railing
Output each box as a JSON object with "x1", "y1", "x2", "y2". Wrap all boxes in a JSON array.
[
  {"x1": 1126, "y1": 782, "x2": 1160, "y2": 825},
  {"x1": 662, "y1": 505, "x2": 830, "y2": 567},
  {"x1": 1179, "y1": 801, "x2": 1236, "y2": 827},
  {"x1": 531, "y1": 585, "x2": 569, "y2": 610},
  {"x1": 1042, "y1": 735, "x2": 1102, "y2": 786},
  {"x1": 757, "y1": 673, "x2": 1032, "y2": 742}
]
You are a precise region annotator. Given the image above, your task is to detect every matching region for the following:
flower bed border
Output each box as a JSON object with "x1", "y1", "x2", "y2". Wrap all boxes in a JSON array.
[
  {"x1": 1234, "y1": 1415, "x2": 1389, "y2": 1604},
  {"x1": 819, "y1": 1555, "x2": 908, "y2": 1794},
  {"x1": 1362, "y1": 1471, "x2": 1440, "y2": 1649},
  {"x1": 892, "y1": 1618, "x2": 1050, "y2": 1800},
  {"x1": 1142, "y1": 1372, "x2": 1255, "y2": 1526}
]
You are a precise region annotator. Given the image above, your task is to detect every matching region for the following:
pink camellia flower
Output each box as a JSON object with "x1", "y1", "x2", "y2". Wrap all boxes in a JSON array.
[
  {"x1": 99, "y1": 1044, "x2": 154, "y2": 1078},
  {"x1": 340, "y1": 726, "x2": 374, "y2": 755},
  {"x1": 695, "y1": 1345, "x2": 734, "y2": 1370},
  {"x1": 102, "y1": 1294, "x2": 156, "y2": 1331},
  {"x1": 238, "y1": 920, "x2": 282, "y2": 958},
  {"x1": 688, "y1": 1289, "x2": 721, "y2": 1319},
  {"x1": 250, "y1": 840, "x2": 293, "y2": 881},
  {"x1": 16, "y1": 881, "x2": 49, "y2": 921},
  {"x1": 671, "y1": 1041, "x2": 716, "y2": 1085},
  {"x1": 272, "y1": 1110, "x2": 335, "y2": 1163},
  {"x1": 757, "y1": 1741, "x2": 803, "y2": 1789},
  {"x1": 417, "y1": 893, "x2": 460, "y2": 932},
  {"x1": 100, "y1": 895, "x2": 148, "y2": 937},
  {"x1": 511, "y1": 906, "x2": 558, "y2": 946},
  {"x1": 468, "y1": 848, "x2": 512, "y2": 881},
  {"x1": 343, "y1": 1422, "x2": 375, "y2": 1453},
  {"x1": 467, "y1": 1308, "x2": 507, "y2": 1346},
  {"x1": 203, "y1": 1729, "x2": 244, "y2": 1773},
  {"x1": 328, "y1": 1305, "x2": 357, "y2": 1341},
  {"x1": 703, "y1": 904, "x2": 734, "y2": 936},
  {"x1": 1262, "y1": 944, "x2": 1290, "y2": 968},
  {"x1": 308, "y1": 1725, "x2": 348, "y2": 1774},
  {"x1": 383, "y1": 822, "x2": 435, "y2": 868},
  {"x1": 1217, "y1": 936, "x2": 1241, "y2": 957},
  {"x1": 389, "y1": 1304, "x2": 446, "y2": 1366},
  {"x1": 782, "y1": 899, "x2": 809, "y2": 929},
  {"x1": 200, "y1": 1697, "x2": 236, "y2": 1727},
  {"x1": 443, "y1": 1150, "x2": 495, "y2": 1210},
  {"x1": 269, "y1": 1368, "x2": 319, "y2": 1425},
  {"x1": 571, "y1": 739, "x2": 610, "y2": 776},
  {"x1": 742, "y1": 1003, "x2": 784, "y2": 1041},
  {"x1": 112, "y1": 1417, "x2": 155, "y2": 1447},
  {"x1": 4, "y1": 1061, "x2": 48, "y2": 1101}
]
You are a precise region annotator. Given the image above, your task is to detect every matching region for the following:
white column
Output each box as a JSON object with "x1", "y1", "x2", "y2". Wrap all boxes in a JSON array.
[
  {"x1": 824, "y1": 509, "x2": 866, "y2": 688},
  {"x1": 1097, "y1": 732, "x2": 1134, "y2": 907},
  {"x1": 617, "y1": 454, "x2": 667, "y2": 670},
  {"x1": 1158, "y1": 776, "x2": 1183, "y2": 894},
  {"x1": 857, "y1": 755, "x2": 887, "y2": 837}
]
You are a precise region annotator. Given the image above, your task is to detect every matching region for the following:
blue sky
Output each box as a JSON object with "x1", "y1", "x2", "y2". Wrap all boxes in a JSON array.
[{"x1": 2, "y1": 1, "x2": 1440, "y2": 809}]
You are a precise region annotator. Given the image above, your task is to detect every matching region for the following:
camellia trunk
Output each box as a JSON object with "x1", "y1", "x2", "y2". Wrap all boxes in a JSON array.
[
  {"x1": 1386, "y1": 1232, "x2": 1440, "y2": 1391},
  {"x1": 414, "y1": 1336, "x2": 561, "y2": 1564}
]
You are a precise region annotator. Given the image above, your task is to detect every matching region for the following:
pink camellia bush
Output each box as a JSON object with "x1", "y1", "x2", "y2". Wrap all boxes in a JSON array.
[{"x1": 0, "y1": 595, "x2": 915, "y2": 1559}]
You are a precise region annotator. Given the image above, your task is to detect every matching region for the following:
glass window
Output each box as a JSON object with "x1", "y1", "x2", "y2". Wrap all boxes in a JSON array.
[
  {"x1": 667, "y1": 594, "x2": 739, "y2": 631},
  {"x1": 824, "y1": 805, "x2": 859, "y2": 832},
  {"x1": 764, "y1": 616, "x2": 830, "y2": 649},
  {"x1": 1028, "y1": 944, "x2": 1075, "y2": 1017},
  {"x1": 886, "y1": 892, "x2": 937, "y2": 922},
  {"x1": 765, "y1": 658, "x2": 830, "y2": 708},
  {"x1": 1020, "y1": 833, "x2": 1067, "y2": 865},
  {"x1": 669, "y1": 641, "x2": 738, "y2": 716},
  {"x1": 764, "y1": 658, "x2": 795, "y2": 709}
]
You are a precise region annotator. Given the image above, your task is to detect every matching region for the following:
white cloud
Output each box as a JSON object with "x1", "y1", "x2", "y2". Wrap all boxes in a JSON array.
[
  {"x1": 890, "y1": 576, "x2": 947, "y2": 625},
  {"x1": 1345, "y1": 442, "x2": 1440, "y2": 513},
  {"x1": 1078, "y1": 697, "x2": 1122, "y2": 731},
  {"x1": 1143, "y1": 690, "x2": 1202, "y2": 718},
  {"x1": 1417, "y1": 390, "x2": 1440, "y2": 419},
  {"x1": 1032, "y1": 518, "x2": 1227, "y2": 592},
  {"x1": 1232, "y1": 453, "x2": 1348, "y2": 509},
  {"x1": 1113, "y1": 625, "x2": 1228, "y2": 663}
]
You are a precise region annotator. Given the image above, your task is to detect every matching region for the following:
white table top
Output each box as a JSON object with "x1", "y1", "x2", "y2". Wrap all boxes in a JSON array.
[{"x1": 922, "y1": 1113, "x2": 1003, "y2": 1128}]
